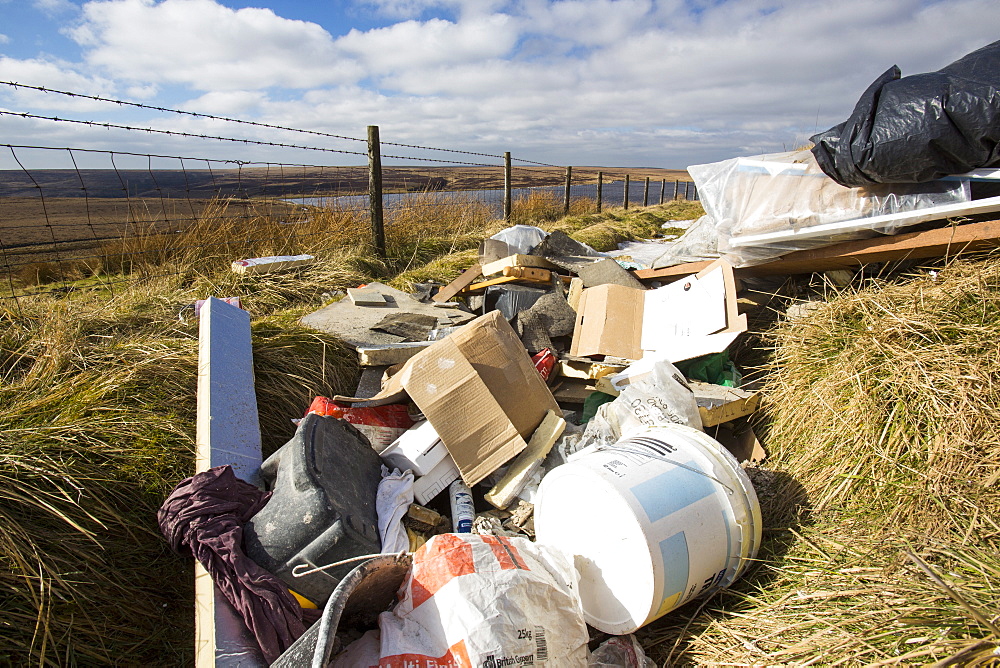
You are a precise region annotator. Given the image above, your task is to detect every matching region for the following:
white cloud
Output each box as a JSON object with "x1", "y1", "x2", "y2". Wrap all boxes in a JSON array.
[
  {"x1": 0, "y1": 34, "x2": 9, "y2": 44},
  {"x1": 69, "y1": 0, "x2": 360, "y2": 90},
  {"x1": 335, "y1": 14, "x2": 518, "y2": 74},
  {"x1": 5, "y1": 0, "x2": 1000, "y2": 168},
  {"x1": 0, "y1": 56, "x2": 120, "y2": 111}
]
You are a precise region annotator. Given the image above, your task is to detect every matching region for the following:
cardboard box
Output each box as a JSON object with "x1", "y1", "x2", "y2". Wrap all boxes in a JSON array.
[
  {"x1": 570, "y1": 259, "x2": 747, "y2": 362},
  {"x1": 336, "y1": 310, "x2": 560, "y2": 486}
]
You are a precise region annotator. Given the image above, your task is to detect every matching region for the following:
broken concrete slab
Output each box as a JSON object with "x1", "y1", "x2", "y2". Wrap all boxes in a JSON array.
[
  {"x1": 533, "y1": 230, "x2": 605, "y2": 259},
  {"x1": 577, "y1": 258, "x2": 647, "y2": 290},
  {"x1": 348, "y1": 288, "x2": 388, "y2": 305},
  {"x1": 371, "y1": 313, "x2": 439, "y2": 341},
  {"x1": 517, "y1": 289, "x2": 578, "y2": 353},
  {"x1": 300, "y1": 282, "x2": 476, "y2": 349},
  {"x1": 357, "y1": 342, "x2": 434, "y2": 367}
]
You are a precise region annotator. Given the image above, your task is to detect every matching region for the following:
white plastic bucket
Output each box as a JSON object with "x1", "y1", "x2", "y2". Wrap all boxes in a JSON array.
[{"x1": 534, "y1": 424, "x2": 761, "y2": 635}]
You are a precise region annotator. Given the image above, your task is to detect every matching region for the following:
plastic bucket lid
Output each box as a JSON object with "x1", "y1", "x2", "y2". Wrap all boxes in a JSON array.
[{"x1": 535, "y1": 424, "x2": 761, "y2": 635}]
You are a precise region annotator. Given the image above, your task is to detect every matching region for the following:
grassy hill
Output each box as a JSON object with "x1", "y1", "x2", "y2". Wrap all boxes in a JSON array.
[{"x1": 1, "y1": 191, "x2": 997, "y2": 665}]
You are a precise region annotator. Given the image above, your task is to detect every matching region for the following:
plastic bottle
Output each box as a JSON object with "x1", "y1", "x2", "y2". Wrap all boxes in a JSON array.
[{"x1": 449, "y1": 479, "x2": 475, "y2": 533}]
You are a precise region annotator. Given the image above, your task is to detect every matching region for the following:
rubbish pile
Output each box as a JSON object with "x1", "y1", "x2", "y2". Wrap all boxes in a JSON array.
[
  {"x1": 159, "y1": 40, "x2": 1000, "y2": 666},
  {"x1": 164, "y1": 224, "x2": 767, "y2": 666}
]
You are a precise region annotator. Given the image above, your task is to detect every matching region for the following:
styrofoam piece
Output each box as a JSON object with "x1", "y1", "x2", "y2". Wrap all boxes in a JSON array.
[
  {"x1": 412, "y1": 453, "x2": 461, "y2": 505},
  {"x1": 729, "y1": 194, "x2": 1000, "y2": 247},
  {"x1": 380, "y1": 421, "x2": 461, "y2": 504},
  {"x1": 195, "y1": 297, "x2": 266, "y2": 667},
  {"x1": 380, "y1": 421, "x2": 445, "y2": 475},
  {"x1": 196, "y1": 297, "x2": 262, "y2": 485},
  {"x1": 231, "y1": 254, "x2": 315, "y2": 275}
]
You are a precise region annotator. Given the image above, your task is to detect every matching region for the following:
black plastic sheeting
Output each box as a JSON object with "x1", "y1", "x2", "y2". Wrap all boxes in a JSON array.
[{"x1": 811, "y1": 40, "x2": 1000, "y2": 187}]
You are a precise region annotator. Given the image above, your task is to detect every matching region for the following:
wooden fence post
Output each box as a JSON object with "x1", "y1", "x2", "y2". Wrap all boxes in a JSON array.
[
  {"x1": 659, "y1": 179, "x2": 666, "y2": 205},
  {"x1": 503, "y1": 152, "x2": 512, "y2": 223},
  {"x1": 367, "y1": 125, "x2": 385, "y2": 259},
  {"x1": 643, "y1": 177, "x2": 650, "y2": 206},
  {"x1": 563, "y1": 166, "x2": 572, "y2": 215},
  {"x1": 673, "y1": 179, "x2": 680, "y2": 200},
  {"x1": 623, "y1": 174, "x2": 630, "y2": 210},
  {"x1": 597, "y1": 171, "x2": 603, "y2": 213}
]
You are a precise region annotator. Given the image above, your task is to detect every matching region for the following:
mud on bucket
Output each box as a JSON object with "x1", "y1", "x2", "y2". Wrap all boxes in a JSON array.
[{"x1": 535, "y1": 423, "x2": 762, "y2": 635}]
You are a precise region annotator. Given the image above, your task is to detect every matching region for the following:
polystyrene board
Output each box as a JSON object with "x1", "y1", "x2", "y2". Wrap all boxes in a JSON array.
[
  {"x1": 412, "y1": 454, "x2": 461, "y2": 504},
  {"x1": 380, "y1": 420, "x2": 446, "y2": 476}
]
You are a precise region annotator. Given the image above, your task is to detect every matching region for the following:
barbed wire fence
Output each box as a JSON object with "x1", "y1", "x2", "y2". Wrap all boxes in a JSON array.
[{"x1": 0, "y1": 81, "x2": 697, "y2": 304}]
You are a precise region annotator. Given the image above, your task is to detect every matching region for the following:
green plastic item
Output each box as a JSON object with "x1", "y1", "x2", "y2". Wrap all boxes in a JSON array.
[
  {"x1": 581, "y1": 391, "x2": 617, "y2": 423},
  {"x1": 676, "y1": 351, "x2": 742, "y2": 387}
]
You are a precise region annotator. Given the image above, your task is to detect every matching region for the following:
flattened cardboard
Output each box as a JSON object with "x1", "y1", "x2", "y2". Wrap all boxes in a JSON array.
[
  {"x1": 569, "y1": 284, "x2": 645, "y2": 360},
  {"x1": 570, "y1": 259, "x2": 746, "y2": 362},
  {"x1": 335, "y1": 311, "x2": 559, "y2": 486}
]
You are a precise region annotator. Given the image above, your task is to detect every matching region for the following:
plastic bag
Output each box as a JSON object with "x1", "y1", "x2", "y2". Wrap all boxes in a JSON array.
[
  {"x1": 488, "y1": 224, "x2": 548, "y2": 255},
  {"x1": 333, "y1": 533, "x2": 589, "y2": 667},
  {"x1": 589, "y1": 634, "x2": 656, "y2": 668},
  {"x1": 579, "y1": 357, "x2": 702, "y2": 451},
  {"x1": 812, "y1": 40, "x2": 1000, "y2": 186},
  {"x1": 688, "y1": 149, "x2": 969, "y2": 267},
  {"x1": 306, "y1": 397, "x2": 415, "y2": 451}
]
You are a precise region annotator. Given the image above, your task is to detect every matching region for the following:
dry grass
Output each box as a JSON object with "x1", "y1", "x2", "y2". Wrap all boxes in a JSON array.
[
  {"x1": 12, "y1": 192, "x2": 995, "y2": 666},
  {"x1": 0, "y1": 192, "x2": 689, "y2": 664},
  {"x1": 637, "y1": 255, "x2": 1000, "y2": 665}
]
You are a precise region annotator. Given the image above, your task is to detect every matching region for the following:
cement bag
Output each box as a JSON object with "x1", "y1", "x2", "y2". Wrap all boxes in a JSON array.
[
  {"x1": 811, "y1": 40, "x2": 1000, "y2": 186},
  {"x1": 580, "y1": 357, "x2": 702, "y2": 450},
  {"x1": 333, "y1": 533, "x2": 589, "y2": 667}
]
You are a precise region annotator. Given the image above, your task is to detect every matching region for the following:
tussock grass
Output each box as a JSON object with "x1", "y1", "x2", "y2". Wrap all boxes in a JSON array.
[
  {"x1": 639, "y1": 254, "x2": 1000, "y2": 665},
  {"x1": 1, "y1": 192, "x2": 684, "y2": 664},
  {"x1": 12, "y1": 189, "x2": 997, "y2": 666}
]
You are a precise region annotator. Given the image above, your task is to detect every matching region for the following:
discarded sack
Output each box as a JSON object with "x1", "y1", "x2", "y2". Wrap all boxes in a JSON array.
[
  {"x1": 579, "y1": 357, "x2": 702, "y2": 450},
  {"x1": 811, "y1": 39, "x2": 1000, "y2": 186},
  {"x1": 333, "y1": 533, "x2": 589, "y2": 666}
]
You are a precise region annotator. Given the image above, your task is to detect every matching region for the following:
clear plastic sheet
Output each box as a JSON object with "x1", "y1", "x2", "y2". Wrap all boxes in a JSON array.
[{"x1": 687, "y1": 149, "x2": 970, "y2": 267}]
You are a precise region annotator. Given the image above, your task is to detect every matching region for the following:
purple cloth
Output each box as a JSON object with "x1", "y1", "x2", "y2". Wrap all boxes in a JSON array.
[{"x1": 158, "y1": 465, "x2": 309, "y2": 663}]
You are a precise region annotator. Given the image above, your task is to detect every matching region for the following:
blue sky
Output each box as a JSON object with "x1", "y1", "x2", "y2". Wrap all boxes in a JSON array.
[{"x1": 1, "y1": 0, "x2": 998, "y2": 170}]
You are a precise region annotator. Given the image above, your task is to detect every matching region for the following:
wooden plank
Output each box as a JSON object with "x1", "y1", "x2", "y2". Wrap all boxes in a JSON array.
[
  {"x1": 485, "y1": 410, "x2": 566, "y2": 509},
  {"x1": 480, "y1": 254, "x2": 558, "y2": 277},
  {"x1": 195, "y1": 298, "x2": 266, "y2": 667},
  {"x1": 432, "y1": 263, "x2": 481, "y2": 303},
  {"x1": 634, "y1": 219, "x2": 1000, "y2": 282},
  {"x1": 462, "y1": 273, "x2": 551, "y2": 292},
  {"x1": 502, "y1": 266, "x2": 552, "y2": 281},
  {"x1": 634, "y1": 260, "x2": 714, "y2": 281},
  {"x1": 742, "y1": 218, "x2": 1000, "y2": 277}
]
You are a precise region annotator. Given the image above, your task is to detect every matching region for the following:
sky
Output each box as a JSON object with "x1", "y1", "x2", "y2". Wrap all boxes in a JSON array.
[{"x1": 0, "y1": 0, "x2": 998, "y2": 171}]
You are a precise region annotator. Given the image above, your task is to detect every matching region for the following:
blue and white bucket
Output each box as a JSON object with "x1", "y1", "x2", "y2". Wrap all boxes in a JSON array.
[{"x1": 535, "y1": 424, "x2": 761, "y2": 635}]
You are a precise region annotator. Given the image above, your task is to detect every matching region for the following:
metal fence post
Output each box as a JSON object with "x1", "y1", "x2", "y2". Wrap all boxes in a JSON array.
[
  {"x1": 367, "y1": 125, "x2": 385, "y2": 258},
  {"x1": 503, "y1": 152, "x2": 512, "y2": 222}
]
